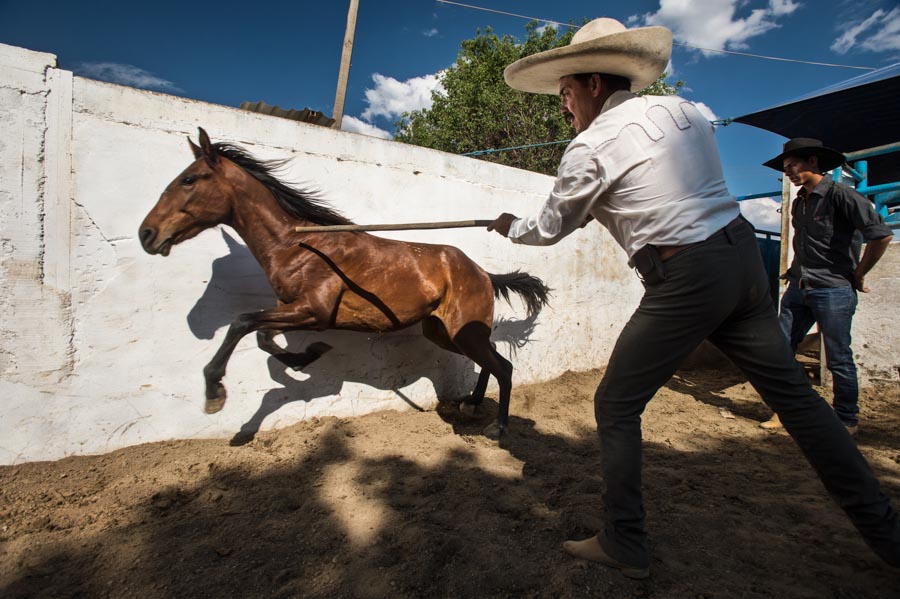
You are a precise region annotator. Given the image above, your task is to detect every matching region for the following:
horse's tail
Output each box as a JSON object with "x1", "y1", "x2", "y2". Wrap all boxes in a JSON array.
[{"x1": 488, "y1": 271, "x2": 551, "y2": 320}]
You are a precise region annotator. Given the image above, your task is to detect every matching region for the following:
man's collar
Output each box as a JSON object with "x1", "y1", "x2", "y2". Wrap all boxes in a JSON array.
[
  {"x1": 600, "y1": 90, "x2": 636, "y2": 115},
  {"x1": 581, "y1": 90, "x2": 635, "y2": 134},
  {"x1": 799, "y1": 176, "x2": 831, "y2": 199}
]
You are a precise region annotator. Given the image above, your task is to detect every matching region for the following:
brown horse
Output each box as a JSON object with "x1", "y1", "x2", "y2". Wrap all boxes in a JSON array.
[{"x1": 139, "y1": 128, "x2": 549, "y2": 438}]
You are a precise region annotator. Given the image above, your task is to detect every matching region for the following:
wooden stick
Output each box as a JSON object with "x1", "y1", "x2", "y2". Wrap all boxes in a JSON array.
[{"x1": 294, "y1": 220, "x2": 493, "y2": 233}]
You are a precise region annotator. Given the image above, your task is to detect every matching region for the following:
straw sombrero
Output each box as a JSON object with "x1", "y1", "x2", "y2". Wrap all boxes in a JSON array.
[
  {"x1": 504, "y1": 17, "x2": 673, "y2": 94},
  {"x1": 763, "y1": 138, "x2": 846, "y2": 172}
]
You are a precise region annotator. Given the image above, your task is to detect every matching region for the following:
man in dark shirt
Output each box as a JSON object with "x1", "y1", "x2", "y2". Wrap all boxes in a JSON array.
[{"x1": 760, "y1": 138, "x2": 893, "y2": 436}]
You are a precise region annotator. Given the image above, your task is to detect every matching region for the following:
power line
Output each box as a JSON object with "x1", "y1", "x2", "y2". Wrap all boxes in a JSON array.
[
  {"x1": 437, "y1": 1, "x2": 575, "y2": 30},
  {"x1": 463, "y1": 139, "x2": 571, "y2": 156},
  {"x1": 673, "y1": 43, "x2": 875, "y2": 70},
  {"x1": 436, "y1": 0, "x2": 876, "y2": 71}
]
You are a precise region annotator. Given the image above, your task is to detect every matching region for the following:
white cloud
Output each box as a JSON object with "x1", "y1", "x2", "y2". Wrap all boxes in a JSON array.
[
  {"x1": 75, "y1": 62, "x2": 181, "y2": 92},
  {"x1": 769, "y1": 0, "x2": 801, "y2": 17},
  {"x1": 832, "y1": 7, "x2": 900, "y2": 54},
  {"x1": 861, "y1": 8, "x2": 900, "y2": 53},
  {"x1": 692, "y1": 101, "x2": 719, "y2": 121},
  {"x1": 739, "y1": 197, "x2": 782, "y2": 232},
  {"x1": 664, "y1": 58, "x2": 676, "y2": 79},
  {"x1": 423, "y1": 28, "x2": 439, "y2": 37},
  {"x1": 535, "y1": 22, "x2": 558, "y2": 35},
  {"x1": 831, "y1": 9, "x2": 885, "y2": 53},
  {"x1": 634, "y1": 0, "x2": 794, "y2": 56},
  {"x1": 341, "y1": 116, "x2": 393, "y2": 139},
  {"x1": 360, "y1": 72, "x2": 445, "y2": 121}
]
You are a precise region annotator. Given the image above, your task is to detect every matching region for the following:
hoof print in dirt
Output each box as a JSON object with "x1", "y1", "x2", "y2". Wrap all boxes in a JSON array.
[
  {"x1": 459, "y1": 402, "x2": 478, "y2": 417},
  {"x1": 482, "y1": 421, "x2": 505, "y2": 441}
]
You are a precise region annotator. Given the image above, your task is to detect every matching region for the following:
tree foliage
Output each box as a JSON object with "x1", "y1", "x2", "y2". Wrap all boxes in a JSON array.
[{"x1": 394, "y1": 22, "x2": 684, "y2": 175}]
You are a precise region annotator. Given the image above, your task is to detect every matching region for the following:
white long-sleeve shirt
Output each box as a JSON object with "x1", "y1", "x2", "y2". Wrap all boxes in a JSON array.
[{"x1": 508, "y1": 91, "x2": 740, "y2": 259}]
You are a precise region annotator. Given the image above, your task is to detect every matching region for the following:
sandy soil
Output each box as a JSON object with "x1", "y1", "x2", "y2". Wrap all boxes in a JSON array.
[{"x1": 2, "y1": 365, "x2": 899, "y2": 598}]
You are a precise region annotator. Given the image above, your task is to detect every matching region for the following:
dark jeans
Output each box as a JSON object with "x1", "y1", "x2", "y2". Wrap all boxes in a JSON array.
[
  {"x1": 594, "y1": 217, "x2": 900, "y2": 568},
  {"x1": 779, "y1": 283, "x2": 859, "y2": 426}
]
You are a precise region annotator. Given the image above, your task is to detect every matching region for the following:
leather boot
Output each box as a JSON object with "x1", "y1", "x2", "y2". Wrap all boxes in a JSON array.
[{"x1": 759, "y1": 413, "x2": 782, "y2": 430}]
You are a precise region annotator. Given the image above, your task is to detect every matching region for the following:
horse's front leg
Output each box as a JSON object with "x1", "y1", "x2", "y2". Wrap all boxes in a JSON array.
[{"x1": 203, "y1": 304, "x2": 323, "y2": 414}]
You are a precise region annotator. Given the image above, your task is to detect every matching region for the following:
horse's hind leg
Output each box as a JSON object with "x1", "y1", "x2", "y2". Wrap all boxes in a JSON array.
[
  {"x1": 451, "y1": 322, "x2": 513, "y2": 440},
  {"x1": 256, "y1": 329, "x2": 284, "y2": 355},
  {"x1": 422, "y1": 317, "x2": 490, "y2": 415},
  {"x1": 453, "y1": 369, "x2": 491, "y2": 418}
]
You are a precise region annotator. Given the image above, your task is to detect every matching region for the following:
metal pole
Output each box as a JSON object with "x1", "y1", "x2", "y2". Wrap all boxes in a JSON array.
[
  {"x1": 778, "y1": 173, "x2": 792, "y2": 307},
  {"x1": 332, "y1": 0, "x2": 359, "y2": 129}
]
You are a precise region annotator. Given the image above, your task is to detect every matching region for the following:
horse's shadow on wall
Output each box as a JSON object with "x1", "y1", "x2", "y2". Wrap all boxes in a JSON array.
[{"x1": 187, "y1": 229, "x2": 542, "y2": 445}]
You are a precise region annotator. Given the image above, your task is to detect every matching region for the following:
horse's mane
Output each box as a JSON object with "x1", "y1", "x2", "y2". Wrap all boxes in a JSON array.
[{"x1": 212, "y1": 143, "x2": 353, "y2": 226}]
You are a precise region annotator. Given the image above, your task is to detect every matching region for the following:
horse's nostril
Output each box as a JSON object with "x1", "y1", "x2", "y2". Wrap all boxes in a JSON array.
[{"x1": 139, "y1": 227, "x2": 156, "y2": 248}]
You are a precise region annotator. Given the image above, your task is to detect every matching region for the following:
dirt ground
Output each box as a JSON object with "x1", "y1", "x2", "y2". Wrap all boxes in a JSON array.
[{"x1": 2, "y1": 364, "x2": 900, "y2": 599}]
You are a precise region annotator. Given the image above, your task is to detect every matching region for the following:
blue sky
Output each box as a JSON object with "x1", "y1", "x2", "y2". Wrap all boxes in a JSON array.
[{"x1": 2, "y1": 0, "x2": 898, "y2": 231}]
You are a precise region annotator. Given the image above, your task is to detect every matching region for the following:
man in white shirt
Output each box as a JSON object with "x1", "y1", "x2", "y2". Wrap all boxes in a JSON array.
[{"x1": 488, "y1": 17, "x2": 900, "y2": 579}]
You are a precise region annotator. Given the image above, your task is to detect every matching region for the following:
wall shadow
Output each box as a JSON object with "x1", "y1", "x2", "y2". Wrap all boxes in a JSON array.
[
  {"x1": 186, "y1": 229, "x2": 275, "y2": 340},
  {"x1": 228, "y1": 330, "x2": 480, "y2": 446}
]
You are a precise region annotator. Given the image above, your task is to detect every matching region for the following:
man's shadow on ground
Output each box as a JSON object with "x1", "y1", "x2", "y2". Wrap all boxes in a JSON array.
[
  {"x1": 669, "y1": 337, "x2": 824, "y2": 424},
  {"x1": 187, "y1": 229, "x2": 546, "y2": 446}
]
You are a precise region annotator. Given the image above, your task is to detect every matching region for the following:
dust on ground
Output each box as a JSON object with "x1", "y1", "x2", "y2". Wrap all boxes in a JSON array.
[{"x1": 2, "y1": 366, "x2": 899, "y2": 598}]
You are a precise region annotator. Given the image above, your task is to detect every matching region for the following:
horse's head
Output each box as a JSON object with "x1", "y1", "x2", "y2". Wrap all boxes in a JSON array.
[{"x1": 139, "y1": 128, "x2": 233, "y2": 256}]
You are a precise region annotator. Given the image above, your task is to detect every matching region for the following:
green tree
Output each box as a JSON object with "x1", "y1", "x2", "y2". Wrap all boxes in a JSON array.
[{"x1": 394, "y1": 22, "x2": 683, "y2": 175}]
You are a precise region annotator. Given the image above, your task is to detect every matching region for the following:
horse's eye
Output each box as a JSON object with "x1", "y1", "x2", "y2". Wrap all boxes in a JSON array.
[{"x1": 181, "y1": 175, "x2": 197, "y2": 186}]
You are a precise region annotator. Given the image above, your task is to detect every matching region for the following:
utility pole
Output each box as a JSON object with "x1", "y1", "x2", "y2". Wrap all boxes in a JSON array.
[{"x1": 333, "y1": 0, "x2": 359, "y2": 129}]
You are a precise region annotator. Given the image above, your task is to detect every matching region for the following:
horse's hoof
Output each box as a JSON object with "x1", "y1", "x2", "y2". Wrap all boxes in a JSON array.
[
  {"x1": 205, "y1": 385, "x2": 227, "y2": 414},
  {"x1": 482, "y1": 421, "x2": 505, "y2": 441},
  {"x1": 459, "y1": 402, "x2": 477, "y2": 417}
]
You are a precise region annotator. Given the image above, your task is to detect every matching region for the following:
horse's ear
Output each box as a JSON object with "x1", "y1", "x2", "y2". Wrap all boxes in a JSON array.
[
  {"x1": 188, "y1": 136, "x2": 202, "y2": 159},
  {"x1": 198, "y1": 127, "x2": 219, "y2": 166}
]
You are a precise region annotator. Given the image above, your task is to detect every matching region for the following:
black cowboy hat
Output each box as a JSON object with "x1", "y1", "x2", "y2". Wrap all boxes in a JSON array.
[{"x1": 763, "y1": 138, "x2": 846, "y2": 172}]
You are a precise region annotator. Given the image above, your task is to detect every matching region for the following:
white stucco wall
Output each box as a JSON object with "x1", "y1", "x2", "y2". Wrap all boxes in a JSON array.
[
  {"x1": 853, "y1": 243, "x2": 900, "y2": 384},
  {"x1": 5, "y1": 43, "x2": 896, "y2": 465},
  {"x1": 1, "y1": 43, "x2": 644, "y2": 464}
]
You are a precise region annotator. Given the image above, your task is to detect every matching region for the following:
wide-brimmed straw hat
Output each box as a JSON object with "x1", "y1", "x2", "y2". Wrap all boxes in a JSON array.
[
  {"x1": 503, "y1": 17, "x2": 673, "y2": 94},
  {"x1": 763, "y1": 138, "x2": 846, "y2": 172}
]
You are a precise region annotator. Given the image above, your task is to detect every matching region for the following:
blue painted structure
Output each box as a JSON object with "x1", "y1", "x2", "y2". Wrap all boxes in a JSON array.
[
  {"x1": 754, "y1": 227, "x2": 781, "y2": 305},
  {"x1": 734, "y1": 191, "x2": 782, "y2": 303},
  {"x1": 838, "y1": 142, "x2": 900, "y2": 224}
]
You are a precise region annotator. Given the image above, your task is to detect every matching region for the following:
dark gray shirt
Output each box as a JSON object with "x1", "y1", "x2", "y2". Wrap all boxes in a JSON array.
[{"x1": 785, "y1": 178, "x2": 892, "y2": 288}]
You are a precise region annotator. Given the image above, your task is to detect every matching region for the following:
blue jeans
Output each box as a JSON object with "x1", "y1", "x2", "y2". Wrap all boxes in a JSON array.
[
  {"x1": 594, "y1": 217, "x2": 899, "y2": 568},
  {"x1": 778, "y1": 284, "x2": 859, "y2": 426}
]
